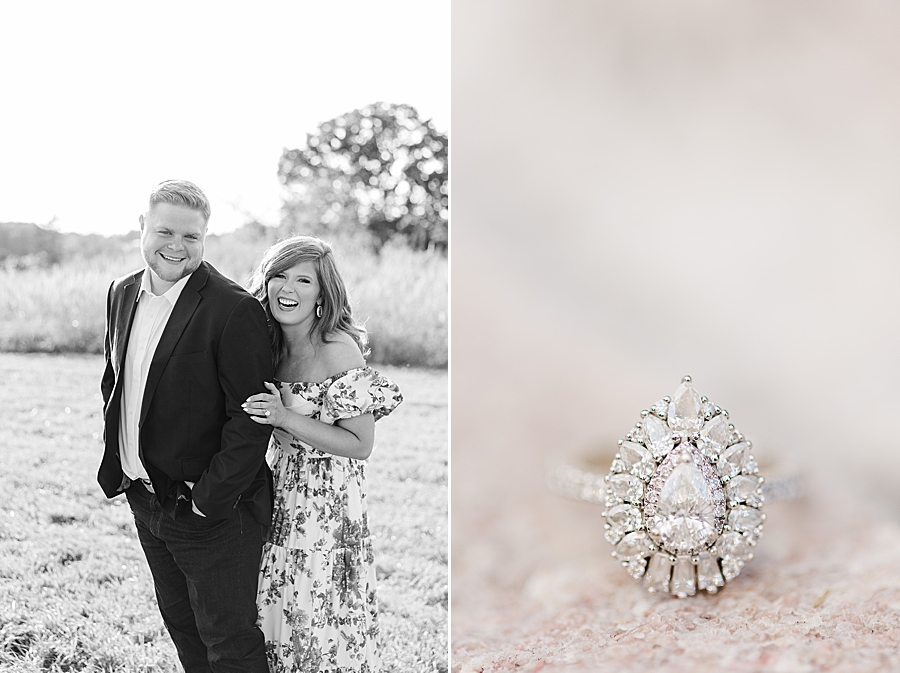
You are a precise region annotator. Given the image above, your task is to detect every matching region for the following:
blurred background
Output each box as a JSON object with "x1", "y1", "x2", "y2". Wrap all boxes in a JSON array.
[{"x1": 452, "y1": 0, "x2": 900, "y2": 667}]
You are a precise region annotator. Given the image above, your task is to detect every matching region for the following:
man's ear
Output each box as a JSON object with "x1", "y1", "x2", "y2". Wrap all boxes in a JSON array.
[{"x1": 139, "y1": 213, "x2": 145, "y2": 232}]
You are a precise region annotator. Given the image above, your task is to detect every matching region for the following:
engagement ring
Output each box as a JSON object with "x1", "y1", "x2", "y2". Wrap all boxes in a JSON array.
[
  {"x1": 264, "y1": 409, "x2": 271, "y2": 417},
  {"x1": 549, "y1": 376, "x2": 801, "y2": 597}
]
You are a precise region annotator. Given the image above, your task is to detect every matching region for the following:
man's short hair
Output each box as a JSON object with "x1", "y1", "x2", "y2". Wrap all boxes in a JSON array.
[{"x1": 148, "y1": 180, "x2": 211, "y2": 223}]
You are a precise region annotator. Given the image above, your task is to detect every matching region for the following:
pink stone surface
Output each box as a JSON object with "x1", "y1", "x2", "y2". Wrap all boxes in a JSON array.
[{"x1": 453, "y1": 473, "x2": 900, "y2": 672}]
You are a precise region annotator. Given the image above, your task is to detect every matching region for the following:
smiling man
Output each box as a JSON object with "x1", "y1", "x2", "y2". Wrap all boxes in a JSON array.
[{"x1": 97, "y1": 180, "x2": 273, "y2": 673}]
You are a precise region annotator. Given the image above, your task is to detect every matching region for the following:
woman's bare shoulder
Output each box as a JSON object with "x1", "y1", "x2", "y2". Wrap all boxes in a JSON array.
[{"x1": 320, "y1": 332, "x2": 366, "y2": 375}]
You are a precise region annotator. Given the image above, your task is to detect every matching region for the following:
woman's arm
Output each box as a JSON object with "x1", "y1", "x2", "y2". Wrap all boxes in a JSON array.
[{"x1": 243, "y1": 381, "x2": 376, "y2": 460}]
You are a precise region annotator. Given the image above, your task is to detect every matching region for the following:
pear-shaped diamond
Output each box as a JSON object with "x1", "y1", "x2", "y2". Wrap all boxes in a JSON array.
[
  {"x1": 728, "y1": 505, "x2": 765, "y2": 534},
  {"x1": 698, "y1": 414, "x2": 729, "y2": 459},
  {"x1": 607, "y1": 474, "x2": 644, "y2": 503},
  {"x1": 717, "y1": 531, "x2": 753, "y2": 561},
  {"x1": 645, "y1": 449, "x2": 725, "y2": 554},
  {"x1": 613, "y1": 531, "x2": 653, "y2": 562},
  {"x1": 642, "y1": 414, "x2": 675, "y2": 458},
  {"x1": 667, "y1": 382, "x2": 703, "y2": 433},
  {"x1": 619, "y1": 441, "x2": 655, "y2": 480},
  {"x1": 604, "y1": 504, "x2": 641, "y2": 544},
  {"x1": 725, "y1": 475, "x2": 763, "y2": 506},
  {"x1": 717, "y1": 442, "x2": 749, "y2": 480}
]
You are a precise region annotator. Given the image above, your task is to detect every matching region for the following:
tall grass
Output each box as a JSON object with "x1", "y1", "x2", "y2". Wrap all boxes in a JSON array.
[{"x1": 0, "y1": 237, "x2": 447, "y2": 367}]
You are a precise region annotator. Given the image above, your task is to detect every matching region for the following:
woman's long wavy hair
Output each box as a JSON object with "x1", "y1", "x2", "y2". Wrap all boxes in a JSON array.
[{"x1": 248, "y1": 236, "x2": 369, "y2": 371}]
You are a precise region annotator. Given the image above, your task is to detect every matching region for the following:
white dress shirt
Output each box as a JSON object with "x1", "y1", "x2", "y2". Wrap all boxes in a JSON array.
[{"x1": 118, "y1": 269, "x2": 193, "y2": 481}]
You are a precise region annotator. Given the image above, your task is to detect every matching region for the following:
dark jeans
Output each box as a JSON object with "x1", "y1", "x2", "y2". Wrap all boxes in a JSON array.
[{"x1": 126, "y1": 482, "x2": 268, "y2": 673}]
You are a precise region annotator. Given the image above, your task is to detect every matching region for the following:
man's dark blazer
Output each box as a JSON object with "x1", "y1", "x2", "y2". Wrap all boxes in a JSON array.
[{"x1": 97, "y1": 261, "x2": 275, "y2": 526}]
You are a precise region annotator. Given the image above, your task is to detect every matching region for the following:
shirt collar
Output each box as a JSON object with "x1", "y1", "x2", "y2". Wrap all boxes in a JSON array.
[{"x1": 138, "y1": 268, "x2": 194, "y2": 306}]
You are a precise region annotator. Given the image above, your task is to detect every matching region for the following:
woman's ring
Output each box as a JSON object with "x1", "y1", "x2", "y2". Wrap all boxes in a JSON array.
[
  {"x1": 549, "y1": 376, "x2": 801, "y2": 597},
  {"x1": 264, "y1": 409, "x2": 271, "y2": 417}
]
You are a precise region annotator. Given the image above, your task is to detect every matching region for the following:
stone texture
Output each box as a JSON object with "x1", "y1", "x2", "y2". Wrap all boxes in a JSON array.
[{"x1": 453, "y1": 463, "x2": 900, "y2": 673}]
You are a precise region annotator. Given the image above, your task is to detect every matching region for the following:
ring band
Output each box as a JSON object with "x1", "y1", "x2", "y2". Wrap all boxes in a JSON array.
[
  {"x1": 549, "y1": 455, "x2": 802, "y2": 506},
  {"x1": 549, "y1": 376, "x2": 802, "y2": 597}
]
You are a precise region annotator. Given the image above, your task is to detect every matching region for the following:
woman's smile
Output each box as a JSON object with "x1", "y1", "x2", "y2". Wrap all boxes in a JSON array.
[{"x1": 266, "y1": 260, "x2": 321, "y2": 324}]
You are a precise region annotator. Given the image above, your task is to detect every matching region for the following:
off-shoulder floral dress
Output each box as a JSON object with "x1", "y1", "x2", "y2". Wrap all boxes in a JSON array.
[{"x1": 257, "y1": 367, "x2": 402, "y2": 673}]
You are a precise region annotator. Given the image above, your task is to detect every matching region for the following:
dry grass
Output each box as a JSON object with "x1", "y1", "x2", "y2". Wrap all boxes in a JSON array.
[
  {"x1": 0, "y1": 353, "x2": 447, "y2": 672},
  {"x1": 0, "y1": 237, "x2": 447, "y2": 367}
]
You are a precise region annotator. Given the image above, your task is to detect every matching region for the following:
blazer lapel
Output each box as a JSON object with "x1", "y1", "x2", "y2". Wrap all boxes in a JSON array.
[
  {"x1": 139, "y1": 263, "x2": 211, "y2": 426},
  {"x1": 115, "y1": 272, "x2": 142, "y2": 375}
]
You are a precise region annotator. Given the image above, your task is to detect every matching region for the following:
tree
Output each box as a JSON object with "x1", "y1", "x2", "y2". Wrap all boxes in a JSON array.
[
  {"x1": 278, "y1": 102, "x2": 448, "y2": 251},
  {"x1": 0, "y1": 222, "x2": 61, "y2": 266}
]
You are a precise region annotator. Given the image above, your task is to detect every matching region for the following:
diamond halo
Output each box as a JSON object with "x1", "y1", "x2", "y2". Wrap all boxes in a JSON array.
[{"x1": 603, "y1": 376, "x2": 765, "y2": 597}]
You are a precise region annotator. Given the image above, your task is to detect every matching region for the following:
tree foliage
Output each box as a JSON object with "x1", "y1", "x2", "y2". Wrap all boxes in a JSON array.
[{"x1": 278, "y1": 102, "x2": 448, "y2": 251}]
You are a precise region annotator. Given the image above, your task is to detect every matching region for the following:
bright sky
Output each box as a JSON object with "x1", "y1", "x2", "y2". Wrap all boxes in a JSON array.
[{"x1": 0, "y1": 1, "x2": 449, "y2": 235}]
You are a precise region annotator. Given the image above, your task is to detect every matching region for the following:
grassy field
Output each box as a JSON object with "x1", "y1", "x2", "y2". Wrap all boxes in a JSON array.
[
  {"x1": 0, "y1": 236, "x2": 447, "y2": 367},
  {"x1": 0, "y1": 354, "x2": 447, "y2": 672}
]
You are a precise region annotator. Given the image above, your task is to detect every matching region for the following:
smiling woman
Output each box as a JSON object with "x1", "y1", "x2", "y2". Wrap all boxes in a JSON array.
[
  {"x1": 249, "y1": 236, "x2": 370, "y2": 377},
  {"x1": 267, "y1": 261, "x2": 320, "y2": 327},
  {"x1": 240, "y1": 234, "x2": 402, "y2": 672}
]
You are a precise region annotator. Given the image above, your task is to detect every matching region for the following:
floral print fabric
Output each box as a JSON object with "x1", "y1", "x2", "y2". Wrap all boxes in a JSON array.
[{"x1": 257, "y1": 367, "x2": 402, "y2": 673}]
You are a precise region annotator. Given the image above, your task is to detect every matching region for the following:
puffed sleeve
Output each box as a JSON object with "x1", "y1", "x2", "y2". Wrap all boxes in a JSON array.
[{"x1": 320, "y1": 367, "x2": 403, "y2": 425}]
